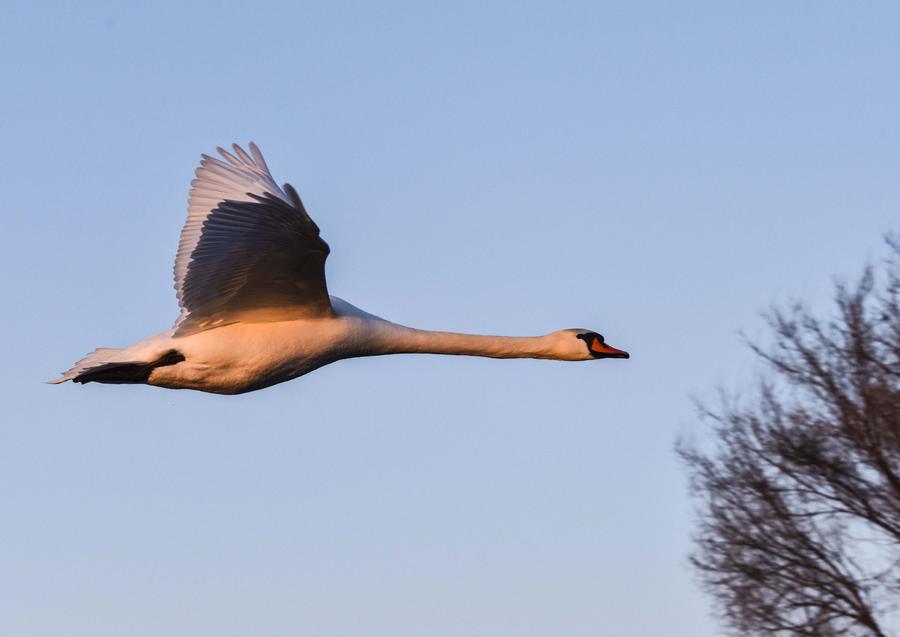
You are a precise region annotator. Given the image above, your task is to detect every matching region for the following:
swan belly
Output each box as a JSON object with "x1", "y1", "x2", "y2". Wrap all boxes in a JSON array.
[{"x1": 148, "y1": 319, "x2": 346, "y2": 394}]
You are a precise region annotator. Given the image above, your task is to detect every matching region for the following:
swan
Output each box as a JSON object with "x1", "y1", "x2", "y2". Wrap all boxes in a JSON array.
[{"x1": 51, "y1": 143, "x2": 629, "y2": 394}]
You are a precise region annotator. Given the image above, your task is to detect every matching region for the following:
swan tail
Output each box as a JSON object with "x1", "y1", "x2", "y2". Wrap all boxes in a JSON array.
[{"x1": 49, "y1": 348, "x2": 185, "y2": 385}]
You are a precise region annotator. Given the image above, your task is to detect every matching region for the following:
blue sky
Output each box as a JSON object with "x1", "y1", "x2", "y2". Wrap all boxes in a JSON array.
[{"x1": 2, "y1": 1, "x2": 899, "y2": 635}]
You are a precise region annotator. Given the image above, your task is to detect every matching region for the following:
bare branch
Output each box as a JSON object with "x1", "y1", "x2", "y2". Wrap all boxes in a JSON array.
[{"x1": 679, "y1": 237, "x2": 900, "y2": 637}]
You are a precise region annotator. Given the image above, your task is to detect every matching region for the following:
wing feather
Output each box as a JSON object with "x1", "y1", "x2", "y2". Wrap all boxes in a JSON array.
[
  {"x1": 232, "y1": 143, "x2": 255, "y2": 165},
  {"x1": 172, "y1": 143, "x2": 332, "y2": 335},
  {"x1": 216, "y1": 146, "x2": 243, "y2": 166},
  {"x1": 249, "y1": 142, "x2": 271, "y2": 172}
]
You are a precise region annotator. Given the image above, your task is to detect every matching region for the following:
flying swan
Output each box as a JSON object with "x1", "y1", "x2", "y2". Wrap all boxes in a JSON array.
[{"x1": 51, "y1": 143, "x2": 629, "y2": 394}]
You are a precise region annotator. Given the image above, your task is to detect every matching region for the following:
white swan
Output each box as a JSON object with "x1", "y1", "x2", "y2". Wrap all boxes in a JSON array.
[{"x1": 51, "y1": 143, "x2": 629, "y2": 394}]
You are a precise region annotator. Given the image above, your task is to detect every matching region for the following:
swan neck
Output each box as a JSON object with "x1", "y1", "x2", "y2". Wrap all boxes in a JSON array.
[{"x1": 362, "y1": 321, "x2": 554, "y2": 360}]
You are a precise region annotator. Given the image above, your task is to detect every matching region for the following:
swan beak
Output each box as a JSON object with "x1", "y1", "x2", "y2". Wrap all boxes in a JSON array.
[{"x1": 591, "y1": 340, "x2": 630, "y2": 359}]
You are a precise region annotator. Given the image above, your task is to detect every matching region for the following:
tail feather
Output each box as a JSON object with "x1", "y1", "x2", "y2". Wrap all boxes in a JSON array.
[
  {"x1": 49, "y1": 347, "x2": 126, "y2": 384},
  {"x1": 49, "y1": 348, "x2": 184, "y2": 385}
]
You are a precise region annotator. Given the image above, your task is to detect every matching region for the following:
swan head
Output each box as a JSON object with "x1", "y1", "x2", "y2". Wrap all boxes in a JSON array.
[{"x1": 552, "y1": 329, "x2": 630, "y2": 361}]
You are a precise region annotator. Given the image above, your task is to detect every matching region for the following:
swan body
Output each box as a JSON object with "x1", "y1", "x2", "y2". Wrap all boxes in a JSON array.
[{"x1": 52, "y1": 143, "x2": 629, "y2": 394}]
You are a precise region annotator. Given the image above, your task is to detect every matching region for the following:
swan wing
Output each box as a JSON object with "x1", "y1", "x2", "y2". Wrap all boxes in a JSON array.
[{"x1": 172, "y1": 143, "x2": 332, "y2": 335}]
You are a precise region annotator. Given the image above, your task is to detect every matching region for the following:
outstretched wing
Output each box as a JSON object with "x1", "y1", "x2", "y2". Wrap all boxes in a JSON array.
[{"x1": 172, "y1": 143, "x2": 332, "y2": 335}]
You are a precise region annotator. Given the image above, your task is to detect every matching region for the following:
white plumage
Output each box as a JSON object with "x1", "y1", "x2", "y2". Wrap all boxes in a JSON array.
[{"x1": 52, "y1": 143, "x2": 628, "y2": 394}]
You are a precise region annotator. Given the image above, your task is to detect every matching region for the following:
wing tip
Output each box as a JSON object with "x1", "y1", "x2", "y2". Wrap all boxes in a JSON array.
[{"x1": 231, "y1": 143, "x2": 254, "y2": 165}]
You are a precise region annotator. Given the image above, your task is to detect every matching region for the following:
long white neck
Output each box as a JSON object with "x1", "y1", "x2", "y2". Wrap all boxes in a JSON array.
[{"x1": 346, "y1": 318, "x2": 557, "y2": 360}]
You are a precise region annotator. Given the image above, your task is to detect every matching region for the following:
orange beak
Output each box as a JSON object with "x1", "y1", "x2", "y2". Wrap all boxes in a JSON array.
[{"x1": 590, "y1": 337, "x2": 630, "y2": 359}]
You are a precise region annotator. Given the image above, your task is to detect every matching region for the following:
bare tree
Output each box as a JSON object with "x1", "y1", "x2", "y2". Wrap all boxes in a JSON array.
[{"x1": 679, "y1": 238, "x2": 900, "y2": 637}]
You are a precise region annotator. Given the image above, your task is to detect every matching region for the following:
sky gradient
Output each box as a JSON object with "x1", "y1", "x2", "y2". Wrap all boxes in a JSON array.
[{"x1": 2, "y1": 2, "x2": 900, "y2": 635}]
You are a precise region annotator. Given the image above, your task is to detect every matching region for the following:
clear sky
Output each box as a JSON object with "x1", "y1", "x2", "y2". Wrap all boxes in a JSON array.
[{"x1": 2, "y1": 2, "x2": 899, "y2": 635}]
